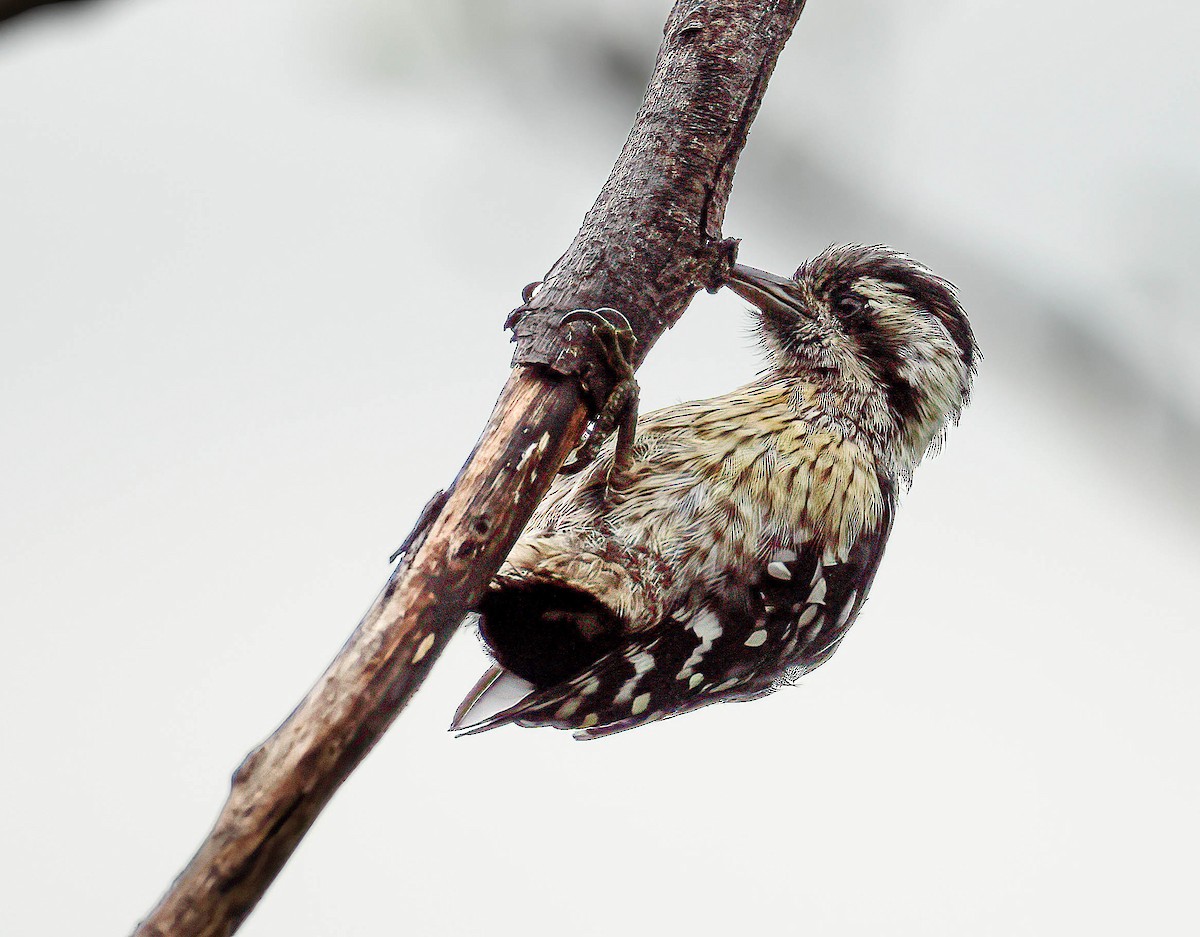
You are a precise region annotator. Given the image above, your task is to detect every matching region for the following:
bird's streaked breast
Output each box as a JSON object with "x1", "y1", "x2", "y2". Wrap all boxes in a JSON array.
[{"x1": 498, "y1": 379, "x2": 886, "y2": 632}]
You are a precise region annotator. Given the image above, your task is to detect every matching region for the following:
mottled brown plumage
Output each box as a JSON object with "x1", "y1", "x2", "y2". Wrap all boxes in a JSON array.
[{"x1": 454, "y1": 245, "x2": 977, "y2": 739}]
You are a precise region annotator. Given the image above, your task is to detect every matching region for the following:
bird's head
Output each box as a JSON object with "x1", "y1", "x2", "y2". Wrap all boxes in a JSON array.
[{"x1": 727, "y1": 245, "x2": 978, "y2": 477}]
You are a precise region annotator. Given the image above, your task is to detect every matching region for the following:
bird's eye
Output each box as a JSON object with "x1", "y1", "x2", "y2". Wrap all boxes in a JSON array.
[{"x1": 835, "y1": 294, "x2": 870, "y2": 323}]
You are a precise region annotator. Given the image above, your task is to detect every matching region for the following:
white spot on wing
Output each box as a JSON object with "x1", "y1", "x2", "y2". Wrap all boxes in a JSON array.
[
  {"x1": 631, "y1": 692, "x2": 651, "y2": 715},
  {"x1": 799, "y1": 614, "x2": 825, "y2": 650},
  {"x1": 678, "y1": 608, "x2": 722, "y2": 678},
  {"x1": 614, "y1": 650, "x2": 656, "y2": 704},
  {"x1": 688, "y1": 673, "x2": 704, "y2": 689},
  {"x1": 555, "y1": 699, "x2": 581, "y2": 720},
  {"x1": 744, "y1": 629, "x2": 768, "y2": 648},
  {"x1": 808, "y1": 578, "x2": 827, "y2": 604},
  {"x1": 836, "y1": 590, "x2": 858, "y2": 627},
  {"x1": 767, "y1": 561, "x2": 792, "y2": 581}
]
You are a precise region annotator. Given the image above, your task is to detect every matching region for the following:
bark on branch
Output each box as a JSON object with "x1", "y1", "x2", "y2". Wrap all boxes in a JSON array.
[{"x1": 132, "y1": 2, "x2": 807, "y2": 934}]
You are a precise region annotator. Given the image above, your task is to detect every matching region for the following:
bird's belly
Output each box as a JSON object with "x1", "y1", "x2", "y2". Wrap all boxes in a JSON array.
[{"x1": 606, "y1": 453, "x2": 804, "y2": 610}]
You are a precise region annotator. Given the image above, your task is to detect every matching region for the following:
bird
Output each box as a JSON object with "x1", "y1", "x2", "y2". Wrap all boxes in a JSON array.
[{"x1": 452, "y1": 244, "x2": 978, "y2": 740}]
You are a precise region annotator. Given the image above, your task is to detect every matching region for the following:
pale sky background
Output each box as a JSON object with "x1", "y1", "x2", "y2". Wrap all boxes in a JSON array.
[{"x1": 2, "y1": 2, "x2": 1198, "y2": 935}]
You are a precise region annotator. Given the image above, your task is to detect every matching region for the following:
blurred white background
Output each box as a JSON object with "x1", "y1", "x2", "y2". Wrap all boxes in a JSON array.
[{"x1": 2, "y1": 1, "x2": 1198, "y2": 934}]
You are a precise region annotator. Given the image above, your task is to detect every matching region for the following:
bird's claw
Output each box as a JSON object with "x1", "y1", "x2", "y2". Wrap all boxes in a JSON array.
[{"x1": 558, "y1": 307, "x2": 640, "y2": 491}]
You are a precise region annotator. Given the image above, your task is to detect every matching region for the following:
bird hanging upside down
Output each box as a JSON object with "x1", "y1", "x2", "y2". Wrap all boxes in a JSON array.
[{"x1": 453, "y1": 245, "x2": 978, "y2": 740}]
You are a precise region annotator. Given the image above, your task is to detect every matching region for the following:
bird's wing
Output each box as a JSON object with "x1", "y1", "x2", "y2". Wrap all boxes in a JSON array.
[{"x1": 453, "y1": 484, "x2": 894, "y2": 740}]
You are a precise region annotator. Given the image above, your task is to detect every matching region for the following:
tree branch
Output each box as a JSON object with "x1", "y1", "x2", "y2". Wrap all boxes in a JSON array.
[{"x1": 132, "y1": 2, "x2": 807, "y2": 934}]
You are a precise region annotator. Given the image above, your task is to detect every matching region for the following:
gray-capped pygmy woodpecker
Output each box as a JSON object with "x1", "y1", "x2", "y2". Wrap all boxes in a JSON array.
[{"x1": 453, "y1": 245, "x2": 978, "y2": 739}]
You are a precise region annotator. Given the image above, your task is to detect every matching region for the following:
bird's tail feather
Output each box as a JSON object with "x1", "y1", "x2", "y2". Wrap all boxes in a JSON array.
[{"x1": 450, "y1": 665, "x2": 537, "y2": 735}]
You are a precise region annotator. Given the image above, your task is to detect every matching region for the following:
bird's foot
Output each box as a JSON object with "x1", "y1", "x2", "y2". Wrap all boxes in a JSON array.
[{"x1": 557, "y1": 308, "x2": 639, "y2": 492}]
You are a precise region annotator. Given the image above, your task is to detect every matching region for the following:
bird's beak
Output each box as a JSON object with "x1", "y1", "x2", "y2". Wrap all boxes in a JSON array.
[{"x1": 726, "y1": 264, "x2": 812, "y2": 320}]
